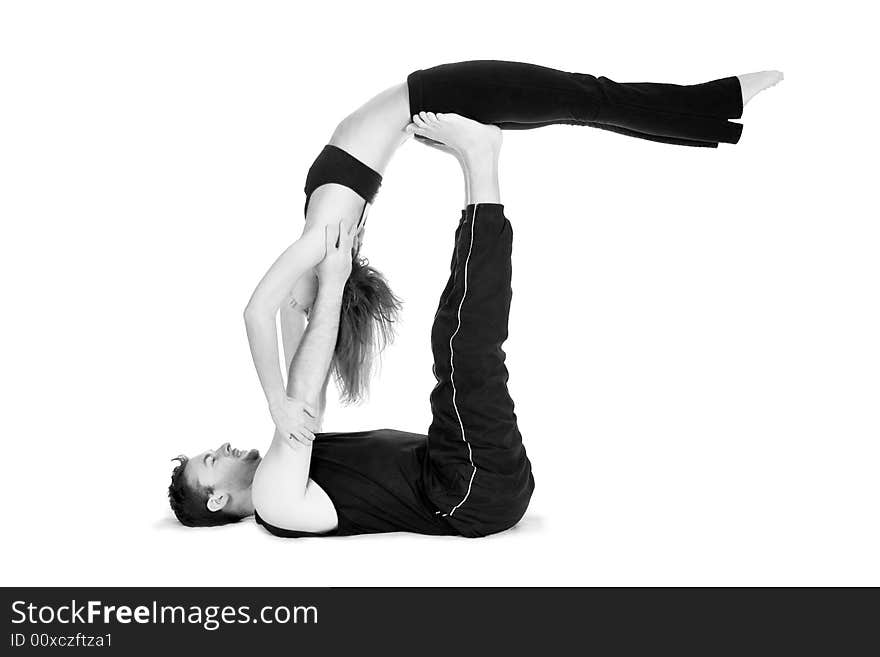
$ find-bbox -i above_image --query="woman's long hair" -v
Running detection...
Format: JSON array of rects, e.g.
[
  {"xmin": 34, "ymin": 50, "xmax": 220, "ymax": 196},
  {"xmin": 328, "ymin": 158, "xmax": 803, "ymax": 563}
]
[{"xmin": 333, "ymin": 255, "xmax": 401, "ymax": 404}]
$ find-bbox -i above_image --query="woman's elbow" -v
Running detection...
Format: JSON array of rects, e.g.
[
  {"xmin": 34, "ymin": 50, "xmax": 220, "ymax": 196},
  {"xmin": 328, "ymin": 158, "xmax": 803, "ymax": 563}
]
[{"xmin": 243, "ymin": 300, "xmax": 270, "ymax": 326}]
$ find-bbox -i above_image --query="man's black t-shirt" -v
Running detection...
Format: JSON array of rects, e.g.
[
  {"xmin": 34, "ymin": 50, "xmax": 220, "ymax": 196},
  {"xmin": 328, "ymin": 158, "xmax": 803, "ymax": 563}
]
[{"xmin": 254, "ymin": 429, "xmax": 459, "ymax": 538}]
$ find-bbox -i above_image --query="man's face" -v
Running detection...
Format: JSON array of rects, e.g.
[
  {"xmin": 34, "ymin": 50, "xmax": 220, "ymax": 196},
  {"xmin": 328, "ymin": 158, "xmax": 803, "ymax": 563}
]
[{"xmin": 184, "ymin": 443, "xmax": 261, "ymax": 512}]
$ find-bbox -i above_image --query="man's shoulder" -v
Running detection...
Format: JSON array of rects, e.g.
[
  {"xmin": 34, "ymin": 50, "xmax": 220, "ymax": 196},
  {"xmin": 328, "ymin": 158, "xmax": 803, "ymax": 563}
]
[{"xmin": 252, "ymin": 477, "xmax": 338, "ymax": 536}]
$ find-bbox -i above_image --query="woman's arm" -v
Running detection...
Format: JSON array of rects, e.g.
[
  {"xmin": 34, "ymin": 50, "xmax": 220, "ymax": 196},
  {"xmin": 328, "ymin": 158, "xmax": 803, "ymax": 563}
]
[{"xmin": 243, "ymin": 228, "xmax": 326, "ymax": 436}]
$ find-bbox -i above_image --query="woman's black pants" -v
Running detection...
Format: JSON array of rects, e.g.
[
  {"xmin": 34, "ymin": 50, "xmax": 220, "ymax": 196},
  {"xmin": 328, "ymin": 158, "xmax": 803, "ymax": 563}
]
[{"xmin": 408, "ymin": 60, "xmax": 744, "ymax": 148}]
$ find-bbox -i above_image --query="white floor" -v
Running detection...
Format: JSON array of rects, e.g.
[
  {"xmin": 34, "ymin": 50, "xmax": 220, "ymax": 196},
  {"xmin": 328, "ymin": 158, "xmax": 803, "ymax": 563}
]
[{"xmin": 3, "ymin": 1, "xmax": 879, "ymax": 587}]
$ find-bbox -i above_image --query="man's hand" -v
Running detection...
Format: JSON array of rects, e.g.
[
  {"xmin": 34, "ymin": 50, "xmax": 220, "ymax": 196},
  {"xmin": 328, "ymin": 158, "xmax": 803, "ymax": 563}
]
[
  {"xmin": 354, "ymin": 222, "xmax": 366, "ymax": 256},
  {"xmin": 316, "ymin": 219, "xmax": 357, "ymax": 286},
  {"xmin": 269, "ymin": 396, "xmax": 318, "ymax": 446}
]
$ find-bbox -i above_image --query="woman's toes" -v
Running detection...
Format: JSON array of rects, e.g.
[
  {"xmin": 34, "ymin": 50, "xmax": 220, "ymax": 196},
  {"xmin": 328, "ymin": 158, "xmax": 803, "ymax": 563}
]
[
  {"xmin": 426, "ymin": 112, "xmax": 439, "ymax": 124},
  {"xmin": 413, "ymin": 114, "xmax": 427, "ymax": 128},
  {"xmin": 404, "ymin": 123, "xmax": 416, "ymax": 134}
]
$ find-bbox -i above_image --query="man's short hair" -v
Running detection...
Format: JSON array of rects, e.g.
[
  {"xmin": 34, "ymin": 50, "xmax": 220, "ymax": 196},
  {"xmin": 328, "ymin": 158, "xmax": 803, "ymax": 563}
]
[{"xmin": 168, "ymin": 456, "xmax": 241, "ymax": 527}]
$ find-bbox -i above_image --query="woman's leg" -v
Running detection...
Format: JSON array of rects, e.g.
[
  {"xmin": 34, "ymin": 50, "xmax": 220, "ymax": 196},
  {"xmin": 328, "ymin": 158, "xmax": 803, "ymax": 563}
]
[
  {"xmin": 407, "ymin": 60, "xmax": 780, "ymax": 146},
  {"xmin": 310, "ymin": 60, "xmax": 782, "ymax": 223},
  {"xmin": 312, "ymin": 61, "xmax": 782, "ymax": 211}
]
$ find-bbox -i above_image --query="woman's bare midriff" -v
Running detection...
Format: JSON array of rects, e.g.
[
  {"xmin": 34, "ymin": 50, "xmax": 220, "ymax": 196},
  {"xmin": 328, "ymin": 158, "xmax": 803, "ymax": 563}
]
[{"xmin": 288, "ymin": 82, "xmax": 411, "ymax": 310}]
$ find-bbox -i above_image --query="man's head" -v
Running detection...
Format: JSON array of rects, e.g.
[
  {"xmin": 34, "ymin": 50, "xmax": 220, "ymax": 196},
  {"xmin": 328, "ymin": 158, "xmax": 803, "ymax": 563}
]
[{"xmin": 168, "ymin": 443, "xmax": 261, "ymax": 527}]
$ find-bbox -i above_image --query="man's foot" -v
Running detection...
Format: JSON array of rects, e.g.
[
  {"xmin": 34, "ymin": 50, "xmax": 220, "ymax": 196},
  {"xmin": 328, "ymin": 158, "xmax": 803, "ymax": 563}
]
[
  {"xmin": 737, "ymin": 71, "xmax": 784, "ymax": 107},
  {"xmin": 406, "ymin": 112, "xmax": 502, "ymax": 168},
  {"xmin": 412, "ymin": 132, "xmax": 461, "ymax": 160}
]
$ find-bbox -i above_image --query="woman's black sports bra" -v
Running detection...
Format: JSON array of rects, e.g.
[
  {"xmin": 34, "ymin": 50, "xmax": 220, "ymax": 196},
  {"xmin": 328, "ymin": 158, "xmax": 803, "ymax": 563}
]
[{"xmin": 303, "ymin": 145, "xmax": 382, "ymax": 216}]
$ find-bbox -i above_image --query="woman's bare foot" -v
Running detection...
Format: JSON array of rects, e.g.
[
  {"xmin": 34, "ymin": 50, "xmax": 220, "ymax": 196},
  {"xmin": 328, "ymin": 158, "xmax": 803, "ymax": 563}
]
[
  {"xmin": 406, "ymin": 112, "xmax": 502, "ymax": 170},
  {"xmin": 737, "ymin": 71, "xmax": 784, "ymax": 108}
]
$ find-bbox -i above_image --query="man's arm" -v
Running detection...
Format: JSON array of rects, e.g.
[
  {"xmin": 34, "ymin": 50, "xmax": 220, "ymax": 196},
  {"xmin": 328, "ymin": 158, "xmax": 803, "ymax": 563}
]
[
  {"xmin": 280, "ymin": 296, "xmax": 307, "ymax": 376},
  {"xmin": 250, "ymin": 277, "xmax": 345, "ymax": 531},
  {"xmin": 284, "ymin": 221, "xmax": 355, "ymax": 416},
  {"xmin": 251, "ymin": 222, "xmax": 355, "ymax": 531},
  {"xmin": 285, "ymin": 279, "xmax": 343, "ymax": 426},
  {"xmin": 280, "ymin": 275, "xmax": 330, "ymax": 429}
]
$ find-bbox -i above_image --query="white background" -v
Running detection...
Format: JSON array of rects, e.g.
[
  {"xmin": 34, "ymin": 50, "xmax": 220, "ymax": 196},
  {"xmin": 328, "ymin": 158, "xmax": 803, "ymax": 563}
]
[{"xmin": 1, "ymin": 1, "xmax": 877, "ymax": 587}]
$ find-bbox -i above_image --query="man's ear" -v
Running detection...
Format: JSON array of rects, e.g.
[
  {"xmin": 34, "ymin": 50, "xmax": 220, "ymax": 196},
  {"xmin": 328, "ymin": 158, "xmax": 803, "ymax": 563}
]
[{"xmin": 206, "ymin": 491, "xmax": 229, "ymax": 513}]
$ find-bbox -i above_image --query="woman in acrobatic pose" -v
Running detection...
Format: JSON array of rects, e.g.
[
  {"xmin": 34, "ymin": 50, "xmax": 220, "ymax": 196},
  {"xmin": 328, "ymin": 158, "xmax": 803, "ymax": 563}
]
[{"xmin": 242, "ymin": 61, "xmax": 783, "ymax": 444}]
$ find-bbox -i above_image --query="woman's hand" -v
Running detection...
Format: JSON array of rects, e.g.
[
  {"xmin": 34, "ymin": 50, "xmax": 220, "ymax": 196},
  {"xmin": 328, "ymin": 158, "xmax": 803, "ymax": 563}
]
[
  {"xmin": 316, "ymin": 220, "xmax": 357, "ymax": 286},
  {"xmin": 269, "ymin": 396, "xmax": 318, "ymax": 446}
]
